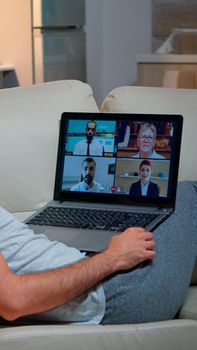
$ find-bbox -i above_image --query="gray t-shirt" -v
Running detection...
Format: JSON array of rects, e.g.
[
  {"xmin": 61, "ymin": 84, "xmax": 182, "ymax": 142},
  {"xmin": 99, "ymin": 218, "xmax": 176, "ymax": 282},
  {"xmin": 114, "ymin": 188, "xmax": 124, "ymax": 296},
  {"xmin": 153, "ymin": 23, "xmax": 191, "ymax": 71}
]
[{"xmin": 0, "ymin": 207, "xmax": 105, "ymax": 324}]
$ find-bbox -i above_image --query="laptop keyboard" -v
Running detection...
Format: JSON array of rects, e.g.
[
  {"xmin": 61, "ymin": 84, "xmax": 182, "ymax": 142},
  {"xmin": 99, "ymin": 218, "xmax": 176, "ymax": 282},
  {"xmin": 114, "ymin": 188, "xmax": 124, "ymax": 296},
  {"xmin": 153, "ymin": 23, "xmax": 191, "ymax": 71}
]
[{"xmin": 27, "ymin": 206, "xmax": 160, "ymax": 233}]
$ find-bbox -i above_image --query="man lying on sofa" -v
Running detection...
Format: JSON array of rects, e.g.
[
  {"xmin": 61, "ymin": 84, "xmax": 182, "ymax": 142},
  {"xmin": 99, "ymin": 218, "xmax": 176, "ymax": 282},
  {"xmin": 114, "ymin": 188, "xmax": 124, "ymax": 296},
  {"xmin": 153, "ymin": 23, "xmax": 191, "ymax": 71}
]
[{"xmin": 0, "ymin": 181, "xmax": 196, "ymax": 325}]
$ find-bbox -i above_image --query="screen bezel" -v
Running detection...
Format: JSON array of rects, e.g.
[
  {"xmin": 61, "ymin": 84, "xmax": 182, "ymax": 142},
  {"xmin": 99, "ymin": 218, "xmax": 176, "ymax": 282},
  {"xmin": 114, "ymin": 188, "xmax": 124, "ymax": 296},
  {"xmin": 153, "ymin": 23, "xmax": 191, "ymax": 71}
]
[{"xmin": 54, "ymin": 112, "xmax": 183, "ymax": 210}]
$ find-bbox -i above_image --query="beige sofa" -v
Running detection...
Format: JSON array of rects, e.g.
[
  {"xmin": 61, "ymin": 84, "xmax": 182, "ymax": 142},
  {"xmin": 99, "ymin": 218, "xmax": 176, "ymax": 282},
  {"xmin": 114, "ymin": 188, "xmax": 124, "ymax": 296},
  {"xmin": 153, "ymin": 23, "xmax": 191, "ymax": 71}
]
[{"xmin": 0, "ymin": 80, "xmax": 196, "ymax": 349}]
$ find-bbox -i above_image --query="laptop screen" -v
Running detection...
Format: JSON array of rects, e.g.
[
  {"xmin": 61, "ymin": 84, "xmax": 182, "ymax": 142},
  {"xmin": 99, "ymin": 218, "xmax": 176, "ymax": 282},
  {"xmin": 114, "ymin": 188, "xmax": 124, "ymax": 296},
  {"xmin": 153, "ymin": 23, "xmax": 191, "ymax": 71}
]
[{"xmin": 54, "ymin": 112, "xmax": 183, "ymax": 209}]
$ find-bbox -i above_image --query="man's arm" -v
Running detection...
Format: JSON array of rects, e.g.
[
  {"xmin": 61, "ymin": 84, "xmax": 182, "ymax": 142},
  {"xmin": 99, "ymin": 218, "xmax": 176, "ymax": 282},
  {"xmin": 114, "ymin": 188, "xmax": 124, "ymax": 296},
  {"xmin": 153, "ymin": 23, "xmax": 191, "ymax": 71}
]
[{"xmin": 0, "ymin": 227, "xmax": 156, "ymax": 321}]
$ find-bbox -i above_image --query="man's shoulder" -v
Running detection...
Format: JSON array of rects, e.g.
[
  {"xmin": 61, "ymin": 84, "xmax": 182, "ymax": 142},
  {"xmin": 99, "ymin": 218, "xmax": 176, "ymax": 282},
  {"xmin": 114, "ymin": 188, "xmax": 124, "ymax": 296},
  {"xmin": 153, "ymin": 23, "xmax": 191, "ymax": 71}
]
[
  {"xmin": 71, "ymin": 182, "xmax": 83, "ymax": 191},
  {"xmin": 93, "ymin": 181, "xmax": 103, "ymax": 191},
  {"xmin": 93, "ymin": 139, "xmax": 103, "ymax": 147},
  {"xmin": 73, "ymin": 139, "xmax": 86, "ymax": 154},
  {"xmin": 75, "ymin": 139, "xmax": 86, "ymax": 147}
]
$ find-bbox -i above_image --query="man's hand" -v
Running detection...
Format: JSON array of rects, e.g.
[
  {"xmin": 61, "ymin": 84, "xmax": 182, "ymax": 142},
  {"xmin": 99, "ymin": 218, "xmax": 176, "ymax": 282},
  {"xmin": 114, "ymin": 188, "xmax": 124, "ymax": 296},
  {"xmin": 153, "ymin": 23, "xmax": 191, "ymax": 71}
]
[{"xmin": 101, "ymin": 227, "xmax": 156, "ymax": 272}]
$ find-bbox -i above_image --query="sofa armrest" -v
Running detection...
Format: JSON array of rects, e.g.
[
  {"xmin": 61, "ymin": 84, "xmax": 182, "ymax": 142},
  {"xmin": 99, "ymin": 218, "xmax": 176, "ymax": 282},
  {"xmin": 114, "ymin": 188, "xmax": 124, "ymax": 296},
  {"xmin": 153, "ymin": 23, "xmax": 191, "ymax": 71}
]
[
  {"xmin": 178, "ymin": 286, "xmax": 197, "ymax": 321},
  {"xmin": 0, "ymin": 320, "xmax": 197, "ymax": 350}
]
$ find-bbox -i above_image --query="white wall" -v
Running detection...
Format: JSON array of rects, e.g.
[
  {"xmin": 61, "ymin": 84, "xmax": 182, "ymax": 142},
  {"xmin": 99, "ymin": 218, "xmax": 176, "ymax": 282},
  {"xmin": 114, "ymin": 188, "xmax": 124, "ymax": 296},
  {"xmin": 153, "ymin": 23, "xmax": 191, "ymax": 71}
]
[
  {"xmin": 0, "ymin": 0, "xmax": 33, "ymax": 86},
  {"xmin": 0, "ymin": 0, "xmax": 152, "ymax": 105},
  {"xmin": 86, "ymin": 0, "xmax": 152, "ymax": 106},
  {"xmin": 85, "ymin": 1, "xmax": 103, "ymax": 105}
]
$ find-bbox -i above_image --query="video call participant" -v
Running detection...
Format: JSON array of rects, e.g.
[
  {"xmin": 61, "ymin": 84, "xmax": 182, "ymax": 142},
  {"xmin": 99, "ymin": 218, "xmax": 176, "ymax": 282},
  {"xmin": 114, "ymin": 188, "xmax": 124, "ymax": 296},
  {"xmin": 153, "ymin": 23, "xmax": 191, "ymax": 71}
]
[
  {"xmin": 71, "ymin": 157, "xmax": 102, "ymax": 192},
  {"xmin": 129, "ymin": 160, "xmax": 159, "ymax": 198},
  {"xmin": 73, "ymin": 120, "xmax": 104, "ymax": 156},
  {"xmin": 133, "ymin": 122, "xmax": 165, "ymax": 159}
]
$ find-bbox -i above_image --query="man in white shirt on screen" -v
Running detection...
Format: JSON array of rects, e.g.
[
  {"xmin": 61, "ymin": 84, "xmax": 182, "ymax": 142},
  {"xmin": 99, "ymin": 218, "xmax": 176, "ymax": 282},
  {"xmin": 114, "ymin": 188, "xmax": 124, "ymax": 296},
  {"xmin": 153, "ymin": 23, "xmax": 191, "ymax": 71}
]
[
  {"xmin": 71, "ymin": 157, "xmax": 102, "ymax": 192},
  {"xmin": 73, "ymin": 120, "xmax": 104, "ymax": 156}
]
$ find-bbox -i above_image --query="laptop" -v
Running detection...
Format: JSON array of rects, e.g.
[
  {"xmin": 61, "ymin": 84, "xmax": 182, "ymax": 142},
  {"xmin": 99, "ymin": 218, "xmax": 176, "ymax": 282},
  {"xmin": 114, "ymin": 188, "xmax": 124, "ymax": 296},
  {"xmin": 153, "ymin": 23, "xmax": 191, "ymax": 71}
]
[{"xmin": 25, "ymin": 112, "xmax": 183, "ymax": 252}]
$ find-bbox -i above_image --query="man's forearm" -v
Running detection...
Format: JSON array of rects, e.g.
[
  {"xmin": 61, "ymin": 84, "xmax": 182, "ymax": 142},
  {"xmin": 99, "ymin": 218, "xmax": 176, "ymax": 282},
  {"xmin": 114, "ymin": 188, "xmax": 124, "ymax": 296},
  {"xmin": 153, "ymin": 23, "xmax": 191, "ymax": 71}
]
[
  {"xmin": 0, "ymin": 251, "xmax": 115, "ymax": 321},
  {"xmin": 0, "ymin": 227, "xmax": 156, "ymax": 321}
]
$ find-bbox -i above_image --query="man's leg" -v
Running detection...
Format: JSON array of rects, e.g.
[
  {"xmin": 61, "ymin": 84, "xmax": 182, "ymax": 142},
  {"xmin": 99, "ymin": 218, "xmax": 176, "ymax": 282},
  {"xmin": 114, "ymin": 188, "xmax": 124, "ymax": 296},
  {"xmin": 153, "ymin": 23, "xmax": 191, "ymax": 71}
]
[{"xmin": 101, "ymin": 181, "xmax": 197, "ymax": 324}]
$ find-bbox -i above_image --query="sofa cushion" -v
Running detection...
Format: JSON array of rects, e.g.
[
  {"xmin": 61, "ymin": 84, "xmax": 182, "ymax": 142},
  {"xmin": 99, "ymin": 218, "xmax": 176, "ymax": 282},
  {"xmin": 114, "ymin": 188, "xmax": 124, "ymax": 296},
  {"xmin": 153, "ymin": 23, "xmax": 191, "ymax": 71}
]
[
  {"xmin": 0, "ymin": 80, "xmax": 99, "ymax": 212},
  {"xmin": 179, "ymin": 286, "xmax": 197, "ymax": 320},
  {"xmin": 0, "ymin": 320, "xmax": 197, "ymax": 350},
  {"xmin": 101, "ymin": 86, "xmax": 197, "ymax": 181}
]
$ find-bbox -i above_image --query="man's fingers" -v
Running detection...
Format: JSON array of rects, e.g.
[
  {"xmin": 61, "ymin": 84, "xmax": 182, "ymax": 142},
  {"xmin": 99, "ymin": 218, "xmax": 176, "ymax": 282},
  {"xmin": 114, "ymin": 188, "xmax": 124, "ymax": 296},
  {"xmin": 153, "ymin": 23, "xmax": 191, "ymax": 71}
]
[
  {"xmin": 144, "ymin": 231, "xmax": 154, "ymax": 240},
  {"xmin": 145, "ymin": 239, "xmax": 156, "ymax": 250},
  {"xmin": 145, "ymin": 249, "xmax": 157, "ymax": 259}
]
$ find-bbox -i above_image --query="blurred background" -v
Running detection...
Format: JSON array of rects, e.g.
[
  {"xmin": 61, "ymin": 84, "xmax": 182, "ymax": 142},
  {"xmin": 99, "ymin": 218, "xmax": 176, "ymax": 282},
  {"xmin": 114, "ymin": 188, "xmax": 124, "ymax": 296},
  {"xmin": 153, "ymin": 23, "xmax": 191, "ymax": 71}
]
[{"xmin": 0, "ymin": 0, "xmax": 197, "ymax": 105}]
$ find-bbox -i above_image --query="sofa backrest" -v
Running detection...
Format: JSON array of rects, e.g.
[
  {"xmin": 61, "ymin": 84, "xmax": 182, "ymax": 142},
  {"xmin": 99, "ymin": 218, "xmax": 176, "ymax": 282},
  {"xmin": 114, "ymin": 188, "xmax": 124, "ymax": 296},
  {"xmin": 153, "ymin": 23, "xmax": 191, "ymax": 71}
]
[
  {"xmin": 101, "ymin": 86, "xmax": 197, "ymax": 181},
  {"xmin": 0, "ymin": 80, "xmax": 98, "ymax": 212}
]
